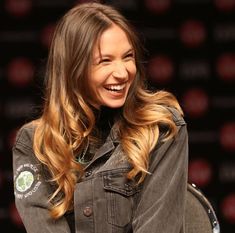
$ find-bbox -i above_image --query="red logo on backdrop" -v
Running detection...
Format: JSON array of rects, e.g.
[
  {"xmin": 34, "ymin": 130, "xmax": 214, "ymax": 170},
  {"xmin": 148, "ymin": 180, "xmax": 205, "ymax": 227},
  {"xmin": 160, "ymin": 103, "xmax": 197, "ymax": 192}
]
[
  {"xmin": 221, "ymin": 193, "xmax": 235, "ymax": 223},
  {"xmin": 147, "ymin": 55, "xmax": 174, "ymax": 85},
  {"xmin": 220, "ymin": 122, "xmax": 235, "ymax": 151},
  {"xmin": 188, "ymin": 158, "xmax": 213, "ymax": 187},
  {"xmin": 181, "ymin": 88, "xmax": 209, "ymax": 118},
  {"xmin": 179, "ymin": 20, "xmax": 206, "ymax": 48},
  {"xmin": 216, "ymin": 53, "xmax": 235, "ymax": 81},
  {"xmin": 214, "ymin": 0, "xmax": 235, "ymax": 12},
  {"xmin": 145, "ymin": 0, "xmax": 172, "ymax": 14},
  {"xmin": 5, "ymin": 0, "xmax": 32, "ymax": 17},
  {"xmin": 7, "ymin": 57, "xmax": 34, "ymax": 87},
  {"xmin": 9, "ymin": 202, "xmax": 24, "ymax": 227},
  {"xmin": 41, "ymin": 23, "xmax": 56, "ymax": 49}
]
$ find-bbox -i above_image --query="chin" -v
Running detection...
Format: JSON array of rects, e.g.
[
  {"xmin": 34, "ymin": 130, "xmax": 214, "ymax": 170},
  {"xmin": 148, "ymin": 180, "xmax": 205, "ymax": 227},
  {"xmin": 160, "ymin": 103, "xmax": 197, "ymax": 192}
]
[
  {"xmin": 104, "ymin": 101, "xmax": 126, "ymax": 109},
  {"xmin": 105, "ymin": 104, "xmax": 124, "ymax": 109}
]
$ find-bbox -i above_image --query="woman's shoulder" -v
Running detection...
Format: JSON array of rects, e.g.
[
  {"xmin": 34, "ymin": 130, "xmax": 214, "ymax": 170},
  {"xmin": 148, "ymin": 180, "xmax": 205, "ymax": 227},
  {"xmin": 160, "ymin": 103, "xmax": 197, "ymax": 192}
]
[
  {"xmin": 145, "ymin": 90, "xmax": 186, "ymax": 126},
  {"xmin": 14, "ymin": 120, "xmax": 38, "ymax": 149},
  {"xmin": 165, "ymin": 106, "xmax": 186, "ymax": 126}
]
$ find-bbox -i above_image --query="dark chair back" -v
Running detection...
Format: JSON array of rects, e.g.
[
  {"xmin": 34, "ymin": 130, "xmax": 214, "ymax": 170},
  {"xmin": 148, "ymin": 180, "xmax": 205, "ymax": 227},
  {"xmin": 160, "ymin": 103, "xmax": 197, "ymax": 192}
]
[{"xmin": 186, "ymin": 183, "xmax": 220, "ymax": 233}]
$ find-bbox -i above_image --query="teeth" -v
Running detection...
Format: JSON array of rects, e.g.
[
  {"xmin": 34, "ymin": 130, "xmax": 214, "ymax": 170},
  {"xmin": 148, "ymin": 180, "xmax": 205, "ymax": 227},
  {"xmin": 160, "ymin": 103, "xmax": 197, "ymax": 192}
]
[{"xmin": 106, "ymin": 84, "xmax": 125, "ymax": 91}]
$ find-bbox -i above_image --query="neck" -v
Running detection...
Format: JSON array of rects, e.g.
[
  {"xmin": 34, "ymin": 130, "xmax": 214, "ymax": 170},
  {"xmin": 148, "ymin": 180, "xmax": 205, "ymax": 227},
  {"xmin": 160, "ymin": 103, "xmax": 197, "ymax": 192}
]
[{"xmin": 94, "ymin": 106, "xmax": 121, "ymax": 142}]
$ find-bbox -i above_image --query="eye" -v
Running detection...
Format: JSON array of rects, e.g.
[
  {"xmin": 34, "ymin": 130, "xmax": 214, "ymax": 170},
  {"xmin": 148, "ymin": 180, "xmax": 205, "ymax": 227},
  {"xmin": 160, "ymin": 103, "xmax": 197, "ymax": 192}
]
[
  {"xmin": 98, "ymin": 58, "xmax": 111, "ymax": 64},
  {"xmin": 124, "ymin": 53, "xmax": 135, "ymax": 60}
]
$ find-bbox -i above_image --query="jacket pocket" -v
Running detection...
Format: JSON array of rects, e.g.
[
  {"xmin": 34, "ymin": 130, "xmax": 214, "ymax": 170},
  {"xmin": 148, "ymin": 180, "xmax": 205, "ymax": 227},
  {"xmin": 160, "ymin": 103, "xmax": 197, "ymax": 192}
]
[{"xmin": 103, "ymin": 169, "xmax": 140, "ymax": 227}]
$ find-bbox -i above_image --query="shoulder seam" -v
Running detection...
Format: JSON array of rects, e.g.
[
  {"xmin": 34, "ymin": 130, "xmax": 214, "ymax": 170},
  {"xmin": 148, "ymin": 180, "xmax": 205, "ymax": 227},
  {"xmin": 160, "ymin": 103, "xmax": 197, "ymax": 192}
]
[
  {"xmin": 166, "ymin": 106, "xmax": 186, "ymax": 126},
  {"xmin": 13, "ymin": 141, "xmax": 34, "ymax": 153}
]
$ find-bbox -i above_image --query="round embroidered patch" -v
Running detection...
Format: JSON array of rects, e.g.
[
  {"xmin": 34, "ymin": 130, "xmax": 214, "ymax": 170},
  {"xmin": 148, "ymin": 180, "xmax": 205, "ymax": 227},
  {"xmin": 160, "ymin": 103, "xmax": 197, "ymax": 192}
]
[{"xmin": 15, "ymin": 171, "xmax": 34, "ymax": 192}]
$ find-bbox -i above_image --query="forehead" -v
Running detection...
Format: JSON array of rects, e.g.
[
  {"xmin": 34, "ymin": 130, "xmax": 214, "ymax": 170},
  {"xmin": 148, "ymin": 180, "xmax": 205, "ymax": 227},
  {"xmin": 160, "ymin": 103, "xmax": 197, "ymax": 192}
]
[{"xmin": 93, "ymin": 24, "xmax": 133, "ymax": 55}]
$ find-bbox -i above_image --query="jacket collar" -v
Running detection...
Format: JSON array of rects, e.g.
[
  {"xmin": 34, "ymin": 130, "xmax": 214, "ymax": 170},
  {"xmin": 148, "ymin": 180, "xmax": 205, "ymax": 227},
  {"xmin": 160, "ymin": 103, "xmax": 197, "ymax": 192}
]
[{"xmin": 85, "ymin": 122, "xmax": 120, "ymax": 170}]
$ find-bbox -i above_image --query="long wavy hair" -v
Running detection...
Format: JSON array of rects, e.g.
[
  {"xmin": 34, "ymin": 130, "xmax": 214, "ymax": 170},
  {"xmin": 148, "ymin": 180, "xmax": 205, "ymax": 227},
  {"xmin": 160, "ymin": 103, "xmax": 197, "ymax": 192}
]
[{"xmin": 32, "ymin": 2, "xmax": 183, "ymax": 219}]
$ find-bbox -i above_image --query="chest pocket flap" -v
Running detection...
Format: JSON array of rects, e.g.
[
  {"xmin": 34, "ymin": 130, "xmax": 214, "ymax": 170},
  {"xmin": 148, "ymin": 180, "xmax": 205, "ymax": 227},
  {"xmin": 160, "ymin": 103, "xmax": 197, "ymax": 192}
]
[{"xmin": 103, "ymin": 169, "xmax": 140, "ymax": 196}]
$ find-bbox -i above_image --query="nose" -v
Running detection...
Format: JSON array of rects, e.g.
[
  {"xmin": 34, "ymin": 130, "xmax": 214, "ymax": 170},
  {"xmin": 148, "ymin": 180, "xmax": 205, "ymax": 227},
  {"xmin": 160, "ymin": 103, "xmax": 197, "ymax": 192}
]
[{"xmin": 112, "ymin": 62, "xmax": 128, "ymax": 79}]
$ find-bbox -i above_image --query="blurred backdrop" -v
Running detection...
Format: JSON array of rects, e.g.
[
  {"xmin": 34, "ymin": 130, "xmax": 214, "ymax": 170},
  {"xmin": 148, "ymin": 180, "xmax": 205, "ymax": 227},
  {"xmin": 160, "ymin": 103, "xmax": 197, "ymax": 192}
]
[{"xmin": 0, "ymin": 0, "xmax": 235, "ymax": 232}]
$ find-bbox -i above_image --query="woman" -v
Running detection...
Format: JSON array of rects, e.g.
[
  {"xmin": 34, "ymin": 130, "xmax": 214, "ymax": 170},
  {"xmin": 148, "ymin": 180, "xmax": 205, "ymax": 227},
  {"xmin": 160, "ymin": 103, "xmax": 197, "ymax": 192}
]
[{"xmin": 13, "ymin": 2, "xmax": 188, "ymax": 233}]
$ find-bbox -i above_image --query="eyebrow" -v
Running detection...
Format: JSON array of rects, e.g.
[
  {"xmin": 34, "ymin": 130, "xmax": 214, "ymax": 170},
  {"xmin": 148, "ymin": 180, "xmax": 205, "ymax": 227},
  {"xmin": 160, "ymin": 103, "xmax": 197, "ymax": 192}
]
[
  {"xmin": 94, "ymin": 48, "xmax": 134, "ymax": 60},
  {"xmin": 123, "ymin": 48, "xmax": 135, "ymax": 56}
]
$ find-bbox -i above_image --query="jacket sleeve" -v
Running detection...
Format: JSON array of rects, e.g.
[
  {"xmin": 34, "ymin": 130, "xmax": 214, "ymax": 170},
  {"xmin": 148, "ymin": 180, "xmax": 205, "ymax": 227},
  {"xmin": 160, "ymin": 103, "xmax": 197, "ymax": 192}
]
[
  {"xmin": 132, "ymin": 120, "xmax": 188, "ymax": 233},
  {"xmin": 12, "ymin": 124, "xmax": 71, "ymax": 233}
]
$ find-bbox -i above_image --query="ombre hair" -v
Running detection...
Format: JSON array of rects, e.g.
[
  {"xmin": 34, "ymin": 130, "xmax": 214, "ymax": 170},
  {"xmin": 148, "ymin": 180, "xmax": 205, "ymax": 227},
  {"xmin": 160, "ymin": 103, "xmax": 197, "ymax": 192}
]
[{"xmin": 32, "ymin": 2, "xmax": 183, "ymax": 219}]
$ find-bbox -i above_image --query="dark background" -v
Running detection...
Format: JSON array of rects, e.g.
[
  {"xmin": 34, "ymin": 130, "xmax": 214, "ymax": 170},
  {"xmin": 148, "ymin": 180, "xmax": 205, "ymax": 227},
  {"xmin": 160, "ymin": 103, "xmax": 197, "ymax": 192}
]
[{"xmin": 0, "ymin": 0, "xmax": 235, "ymax": 232}]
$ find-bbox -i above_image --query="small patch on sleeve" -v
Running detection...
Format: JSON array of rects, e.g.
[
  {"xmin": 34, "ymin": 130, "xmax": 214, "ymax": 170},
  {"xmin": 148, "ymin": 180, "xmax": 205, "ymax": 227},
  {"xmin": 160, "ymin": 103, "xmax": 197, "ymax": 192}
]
[{"xmin": 14, "ymin": 163, "xmax": 42, "ymax": 199}]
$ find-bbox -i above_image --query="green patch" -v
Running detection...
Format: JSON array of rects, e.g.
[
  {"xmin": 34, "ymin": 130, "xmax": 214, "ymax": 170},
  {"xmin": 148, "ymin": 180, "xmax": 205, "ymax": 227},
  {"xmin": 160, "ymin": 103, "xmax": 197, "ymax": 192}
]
[{"xmin": 16, "ymin": 171, "xmax": 34, "ymax": 192}]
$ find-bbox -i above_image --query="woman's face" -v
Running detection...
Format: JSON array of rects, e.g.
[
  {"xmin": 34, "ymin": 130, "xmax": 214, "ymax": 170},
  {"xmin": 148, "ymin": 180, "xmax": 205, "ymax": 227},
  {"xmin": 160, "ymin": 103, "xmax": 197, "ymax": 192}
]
[{"xmin": 89, "ymin": 24, "xmax": 136, "ymax": 109}]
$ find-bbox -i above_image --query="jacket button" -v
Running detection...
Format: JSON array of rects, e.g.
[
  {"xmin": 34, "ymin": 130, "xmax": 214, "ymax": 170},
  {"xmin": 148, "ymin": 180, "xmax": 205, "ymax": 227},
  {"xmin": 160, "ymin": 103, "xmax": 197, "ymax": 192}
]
[
  {"xmin": 125, "ymin": 183, "xmax": 132, "ymax": 191},
  {"xmin": 85, "ymin": 171, "xmax": 92, "ymax": 177},
  {"xmin": 83, "ymin": 207, "xmax": 93, "ymax": 217}
]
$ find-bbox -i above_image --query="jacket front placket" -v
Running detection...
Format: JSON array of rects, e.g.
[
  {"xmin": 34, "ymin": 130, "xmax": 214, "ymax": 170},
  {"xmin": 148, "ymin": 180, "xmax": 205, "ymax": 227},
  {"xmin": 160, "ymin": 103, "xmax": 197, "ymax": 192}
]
[{"xmin": 74, "ymin": 133, "xmax": 117, "ymax": 233}]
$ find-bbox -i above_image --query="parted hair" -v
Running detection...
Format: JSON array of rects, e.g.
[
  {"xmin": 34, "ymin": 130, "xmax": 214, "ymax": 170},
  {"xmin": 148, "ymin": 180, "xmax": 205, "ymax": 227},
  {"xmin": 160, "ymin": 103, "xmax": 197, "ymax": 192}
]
[{"xmin": 32, "ymin": 2, "xmax": 183, "ymax": 219}]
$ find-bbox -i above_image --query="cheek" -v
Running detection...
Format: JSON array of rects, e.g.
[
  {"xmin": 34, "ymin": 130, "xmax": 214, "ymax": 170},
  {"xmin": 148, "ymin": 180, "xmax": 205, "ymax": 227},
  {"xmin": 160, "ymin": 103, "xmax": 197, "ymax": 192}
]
[
  {"xmin": 87, "ymin": 72, "xmax": 100, "ymax": 98},
  {"xmin": 89, "ymin": 72, "xmax": 101, "ymax": 90},
  {"xmin": 91, "ymin": 68, "xmax": 112, "ymax": 85},
  {"xmin": 89, "ymin": 69, "xmax": 110, "ymax": 101},
  {"xmin": 129, "ymin": 63, "xmax": 137, "ymax": 80}
]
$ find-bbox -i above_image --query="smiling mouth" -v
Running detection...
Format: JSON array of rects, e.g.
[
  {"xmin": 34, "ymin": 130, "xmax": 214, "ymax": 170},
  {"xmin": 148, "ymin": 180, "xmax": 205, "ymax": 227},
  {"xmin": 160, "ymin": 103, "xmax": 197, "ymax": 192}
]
[{"xmin": 104, "ymin": 83, "xmax": 126, "ymax": 92}]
